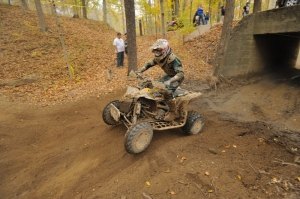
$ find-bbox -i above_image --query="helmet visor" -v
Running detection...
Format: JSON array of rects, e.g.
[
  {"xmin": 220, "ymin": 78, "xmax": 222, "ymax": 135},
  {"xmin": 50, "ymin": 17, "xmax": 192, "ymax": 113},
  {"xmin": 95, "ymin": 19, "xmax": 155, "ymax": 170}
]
[{"xmin": 152, "ymin": 49, "xmax": 163, "ymax": 57}]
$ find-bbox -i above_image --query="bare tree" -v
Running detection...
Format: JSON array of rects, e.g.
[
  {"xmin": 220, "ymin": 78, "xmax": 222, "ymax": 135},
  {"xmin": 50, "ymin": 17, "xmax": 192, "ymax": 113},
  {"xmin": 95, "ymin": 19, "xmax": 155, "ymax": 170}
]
[
  {"xmin": 208, "ymin": 0, "xmax": 212, "ymax": 26},
  {"xmin": 50, "ymin": 0, "xmax": 74, "ymax": 78},
  {"xmin": 20, "ymin": 0, "xmax": 28, "ymax": 10},
  {"xmin": 124, "ymin": 0, "xmax": 137, "ymax": 74},
  {"xmin": 174, "ymin": 0, "xmax": 179, "ymax": 16},
  {"xmin": 189, "ymin": 0, "xmax": 193, "ymax": 24},
  {"xmin": 253, "ymin": 0, "xmax": 262, "ymax": 13},
  {"xmin": 214, "ymin": 0, "xmax": 235, "ymax": 75},
  {"xmin": 121, "ymin": 0, "xmax": 126, "ymax": 33},
  {"xmin": 73, "ymin": 0, "xmax": 79, "ymax": 17},
  {"xmin": 103, "ymin": 0, "xmax": 107, "ymax": 23},
  {"xmin": 181, "ymin": 0, "xmax": 187, "ymax": 14},
  {"xmin": 81, "ymin": 0, "xmax": 87, "ymax": 18},
  {"xmin": 34, "ymin": 0, "xmax": 47, "ymax": 32},
  {"xmin": 160, "ymin": 0, "xmax": 166, "ymax": 38}
]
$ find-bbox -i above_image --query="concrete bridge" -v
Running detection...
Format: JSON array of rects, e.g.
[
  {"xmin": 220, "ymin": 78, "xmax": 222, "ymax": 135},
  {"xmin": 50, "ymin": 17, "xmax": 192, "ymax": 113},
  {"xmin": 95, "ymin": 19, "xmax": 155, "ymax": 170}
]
[{"xmin": 217, "ymin": 5, "xmax": 300, "ymax": 77}]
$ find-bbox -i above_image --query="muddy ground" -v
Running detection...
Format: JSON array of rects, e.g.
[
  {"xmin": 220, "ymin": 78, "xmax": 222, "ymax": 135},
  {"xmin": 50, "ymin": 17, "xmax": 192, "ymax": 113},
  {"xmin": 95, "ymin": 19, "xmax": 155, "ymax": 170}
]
[{"xmin": 0, "ymin": 76, "xmax": 300, "ymax": 199}]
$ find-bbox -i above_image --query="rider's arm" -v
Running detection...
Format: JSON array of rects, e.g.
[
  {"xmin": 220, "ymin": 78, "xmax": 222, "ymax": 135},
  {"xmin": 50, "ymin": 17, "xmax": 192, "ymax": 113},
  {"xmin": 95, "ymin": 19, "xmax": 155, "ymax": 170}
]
[
  {"xmin": 169, "ymin": 58, "xmax": 184, "ymax": 83},
  {"xmin": 138, "ymin": 59, "xmax": 157, "ymax": 73}
]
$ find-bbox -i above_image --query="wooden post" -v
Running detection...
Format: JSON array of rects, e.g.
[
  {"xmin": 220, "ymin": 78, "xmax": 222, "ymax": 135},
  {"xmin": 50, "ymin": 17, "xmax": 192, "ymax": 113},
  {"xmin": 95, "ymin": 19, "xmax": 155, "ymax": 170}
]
[{"xmin": 139, "ymin": 19, "xmax": 143, "ymax": 36}]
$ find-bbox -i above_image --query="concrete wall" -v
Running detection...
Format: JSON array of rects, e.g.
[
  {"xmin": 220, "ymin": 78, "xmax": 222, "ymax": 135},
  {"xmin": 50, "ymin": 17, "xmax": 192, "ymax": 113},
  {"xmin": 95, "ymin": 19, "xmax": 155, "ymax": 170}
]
[{"xmin": 218, "ymin": 5, "xmax": 300, "ymax": 77}]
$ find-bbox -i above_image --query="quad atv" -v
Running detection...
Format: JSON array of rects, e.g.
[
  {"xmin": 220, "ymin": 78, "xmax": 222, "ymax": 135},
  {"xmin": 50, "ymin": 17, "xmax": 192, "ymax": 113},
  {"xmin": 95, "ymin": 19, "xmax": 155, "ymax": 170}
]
[{"xmin": 102, "ymin": 75, "xmax": 205, "ymax": 154}]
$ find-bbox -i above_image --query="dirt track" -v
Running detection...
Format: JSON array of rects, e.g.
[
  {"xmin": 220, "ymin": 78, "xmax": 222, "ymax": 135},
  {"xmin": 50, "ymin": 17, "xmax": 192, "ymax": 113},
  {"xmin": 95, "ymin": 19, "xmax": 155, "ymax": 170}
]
[{"xmin": 1, "ymin": 82, "xmax": 299, "ymax": 199}]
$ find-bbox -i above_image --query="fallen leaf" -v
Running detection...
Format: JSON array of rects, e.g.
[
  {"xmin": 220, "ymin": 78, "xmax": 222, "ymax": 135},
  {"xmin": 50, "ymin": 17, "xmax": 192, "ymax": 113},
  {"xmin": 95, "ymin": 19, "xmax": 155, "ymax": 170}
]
[
  {"xmin": 291, "ymin": 147, "xmax": 298, "ymax": 152},
  {"xmin": 296, "ymin": 177, "xmax": 300, "ymax": 182},
  {"xmin": 237, "ymin": 175, "xmax": 242, "ymax": 180},
  {"xmin": 221, "ymin": 150, "xmax": 226, "ymax": 153},
  {"xmin": 181, "ymin": 156, "xmax": 187, "ymax": 160},
  {"xmin": 208, "ymin": 189, "xmax": 214, "ymax": 193},
  {"xmin": 180, "ymin": 156, "xmax": 187, "ymax": 163},
  {"xmin": 232, "ymin": 144, "xmax": 237, "ymax": 148},
  {"xmin": 205, "ymin": 171, "xmax": 210, "ymax": 176},
  {"xmin": 169, "ymin": 191, "xmax": 176, "ymax": 195},
  {"xmin": 271, "ymin": 177, "xmax": 280, "ymax": 184},
  {"xmin": 225, "ymin": 145, "xmax": 231, "ymax": 149},
  {"xmin": 145, "ymin": 181, "xmax": 151, "ymax": 187},
  {"xmin": 258, "ymin": 138, "xmax": 265, "ymax": 142}
]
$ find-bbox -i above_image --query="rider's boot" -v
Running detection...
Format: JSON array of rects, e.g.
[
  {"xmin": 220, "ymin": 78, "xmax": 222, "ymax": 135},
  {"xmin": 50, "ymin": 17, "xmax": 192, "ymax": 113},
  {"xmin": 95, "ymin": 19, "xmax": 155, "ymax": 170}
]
[{"xmin": 164, "ymin": 99, "xmax": 178, "ymax": 122}]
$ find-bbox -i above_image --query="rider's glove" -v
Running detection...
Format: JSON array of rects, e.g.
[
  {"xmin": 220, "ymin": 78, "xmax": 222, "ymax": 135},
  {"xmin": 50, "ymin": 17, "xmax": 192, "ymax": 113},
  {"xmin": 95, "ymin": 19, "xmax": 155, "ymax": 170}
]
[{"xmin": 164, "ymin": 80, "xmax": 172, "ymax": 87}]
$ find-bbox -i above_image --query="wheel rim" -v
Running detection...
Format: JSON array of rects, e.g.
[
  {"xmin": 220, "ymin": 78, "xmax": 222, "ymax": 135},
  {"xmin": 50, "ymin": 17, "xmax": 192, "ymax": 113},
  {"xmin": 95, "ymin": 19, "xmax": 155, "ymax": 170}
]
[
  {"xmin": 190, "ymin": 119, "xmax": 204, "ymax": 134},
  {"xmin": 132, "ymin": 130, "xmax": 152, "ymax": 152},
  {"xmin": 286, "ymin": 0, "xmax": 298, "ymax": 6}
]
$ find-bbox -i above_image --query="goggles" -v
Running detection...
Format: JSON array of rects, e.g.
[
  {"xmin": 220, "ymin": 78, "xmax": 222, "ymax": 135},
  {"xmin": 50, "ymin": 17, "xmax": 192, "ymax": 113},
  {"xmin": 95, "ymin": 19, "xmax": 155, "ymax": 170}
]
[{"xmin": 152, "ymin": 49, "xmax": 163, "ymax": 56}]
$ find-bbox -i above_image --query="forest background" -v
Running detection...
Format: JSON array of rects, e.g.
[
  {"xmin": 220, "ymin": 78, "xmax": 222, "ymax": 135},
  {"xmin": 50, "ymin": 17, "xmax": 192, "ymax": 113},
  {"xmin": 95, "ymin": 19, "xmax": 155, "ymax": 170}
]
[{"xmin": 2, "ymin": 0, "xmax": 274, "ymax": 36}]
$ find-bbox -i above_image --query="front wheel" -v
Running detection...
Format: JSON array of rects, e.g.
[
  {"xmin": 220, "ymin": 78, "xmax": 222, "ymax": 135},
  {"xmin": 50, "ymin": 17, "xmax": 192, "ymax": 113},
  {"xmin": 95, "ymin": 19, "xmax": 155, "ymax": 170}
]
[
  {"xmin": 124, "ymin": 122, "xmax": 153, "ymax": 154},
  {"xmin": 102, "ymin": 100, "xmax": 120, "ymax": 125},
  {"xmin": 182, "ymin": 111, "xmax": 205, "ymax": 135}
]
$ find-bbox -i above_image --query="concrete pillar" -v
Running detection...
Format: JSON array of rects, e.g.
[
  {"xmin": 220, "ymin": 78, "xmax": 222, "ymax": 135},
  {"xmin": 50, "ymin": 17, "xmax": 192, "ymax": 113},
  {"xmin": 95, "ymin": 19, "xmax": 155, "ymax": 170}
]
[{"xmin": 296, "ymin": 49, "xmax": 300, "ymax": 69}]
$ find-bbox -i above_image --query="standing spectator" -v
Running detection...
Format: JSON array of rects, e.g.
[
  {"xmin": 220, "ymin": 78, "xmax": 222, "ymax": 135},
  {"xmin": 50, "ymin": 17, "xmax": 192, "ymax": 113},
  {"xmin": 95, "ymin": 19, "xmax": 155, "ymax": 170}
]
[
  {"xmin": 113, "ymin": 32, "xmax": 125, "ymax": 67},
  {"xmin": 197, "ymin": 5, "xmax": 205, "ymax": 25},
  {"xmin": 220, "ymin": 5, "xmax": 225, "ymax": 23},
  {"xmin": 205, "ymin": 11, "xmax": 210, "ymax": 25},
  {"xmin": 124, "ymin": 33, "xmax": 128, "ymax": 55},
  {"xmin": 242, "ymin": 2, "xmax": 250, "ymax": 17},
  {"xmin": 193, "ymin": 5, "xmax": 205, "ymax": 26}
]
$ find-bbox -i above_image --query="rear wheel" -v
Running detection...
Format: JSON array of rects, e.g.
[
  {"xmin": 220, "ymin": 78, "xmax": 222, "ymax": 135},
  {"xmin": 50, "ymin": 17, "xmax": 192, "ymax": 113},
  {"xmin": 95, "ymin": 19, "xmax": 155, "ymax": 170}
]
[
  {"xmin": 182, "ymin": 111, "xmax": 205, "ymax": 135},
  {"xmin": 285, "ymin": 0, "xmax": 299, "ymax": 6},
  {"xmin": 102, "ymin": 100, "xmax": 120, "ymax": 125},
  {"xmin": 124, "ymin": 122, "xmax": 153, "ymax": 154}
]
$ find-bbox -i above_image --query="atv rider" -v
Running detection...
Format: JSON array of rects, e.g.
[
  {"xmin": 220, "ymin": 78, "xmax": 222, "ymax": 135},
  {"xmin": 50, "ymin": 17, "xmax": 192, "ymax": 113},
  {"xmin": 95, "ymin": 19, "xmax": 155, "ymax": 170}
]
[
  {"xmin": 136, "ymin": 39, "xmax": 184, "ymax": 120},
  {"xmin": 136, "ymin": 39, "xmax": 184, "ymax": 93}
]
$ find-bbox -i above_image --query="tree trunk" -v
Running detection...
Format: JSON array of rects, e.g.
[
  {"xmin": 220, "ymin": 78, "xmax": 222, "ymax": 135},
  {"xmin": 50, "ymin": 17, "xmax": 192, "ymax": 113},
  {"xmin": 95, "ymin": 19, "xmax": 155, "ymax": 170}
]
[
  {"xmin": 103, "ymin": 0, "xmax": 107, "ymax": 23},
  {"xmin": 174, "ymin": 0, "xmax": 179, "ymax": 16},
  {"xmin": 121, "ymin": 0, "xmax": 126, "ymax": 33},
  {"xmin": 21, "ymin": 0, "xmax": 28, "ymax": 10},
  {"xmin": 214, "ymin": 0, "xmax": 235, "ymax": 75},
  {"xmin": 50, "ymin": 0, "xmax": 74, "ymax": 79},
  {"xmin": 181, "ymin": 0, "xmax": 187, "ymax": 14},
  {"xmin": 8, "ymin": 0, "xmax": 11, "ymax": 5},
  {"xmin": 73, "ymin": 0, "xmax": 79, "ymax": 17},
  {"xmin": 160, "ymin": 0, "xmax": 166, "ymax": 38},
  {"xmin": 139, "ymin": 19, "xmax": 143, "ymax": 36},
  {"xmin": 155, "ymin": 14, "xmax": 158, "ymax": 39},
  {"xmin": 34, "ymin": 0, "xmax": 47, "ymax": 32},
  {"xmin": 148, "ymin": 0, "xmax": 154, "ymax": 34},
  {"xmin": 81, "ymin": 0, "xmax": 87, "ymax": 19},
  {"xmin": 124, "ymin": 0, "xmax": 137, "ymax": 74},
  {"xmin": 189, "ymin": 0, "xmax": 193, "ymax": 24},
  {"xmin": 217, "ymin": 1, "xmax": 221, "ymax": 22},
  {"xmin": 253, "ymin": 0, "xmax": 262, "ymax": 13},
  {"xmin": 209, "ymin": 0, "xmax": 212, "ymax": 26}
]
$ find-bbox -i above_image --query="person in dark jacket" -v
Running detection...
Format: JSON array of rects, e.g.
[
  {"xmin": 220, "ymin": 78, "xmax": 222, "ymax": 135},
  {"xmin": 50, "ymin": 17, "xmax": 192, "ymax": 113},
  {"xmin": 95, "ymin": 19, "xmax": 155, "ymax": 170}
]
[{"xmin": 193, "ymin": 5, "xmax": 205, "ymax": 25}]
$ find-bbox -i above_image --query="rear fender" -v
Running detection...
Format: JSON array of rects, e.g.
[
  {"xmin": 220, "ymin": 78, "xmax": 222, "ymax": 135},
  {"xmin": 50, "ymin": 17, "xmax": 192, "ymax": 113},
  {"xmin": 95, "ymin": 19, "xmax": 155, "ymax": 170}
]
[{"xmin": 177, "ymin": 92, "xmax": 202, "ymax": 103}]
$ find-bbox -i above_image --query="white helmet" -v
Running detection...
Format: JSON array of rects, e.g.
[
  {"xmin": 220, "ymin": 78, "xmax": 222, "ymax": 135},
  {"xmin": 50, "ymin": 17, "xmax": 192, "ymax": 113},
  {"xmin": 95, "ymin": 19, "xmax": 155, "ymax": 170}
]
[{"xmin": 151, "ymin": 39, "xmax": 171, "ymax": 61}]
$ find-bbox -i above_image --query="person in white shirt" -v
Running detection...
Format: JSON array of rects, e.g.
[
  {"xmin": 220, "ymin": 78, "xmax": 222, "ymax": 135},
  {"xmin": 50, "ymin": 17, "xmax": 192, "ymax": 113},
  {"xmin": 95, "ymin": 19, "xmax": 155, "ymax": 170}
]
[{"xmin": 113, "ymin": 32, "xmax": 125, "ymax": 67}]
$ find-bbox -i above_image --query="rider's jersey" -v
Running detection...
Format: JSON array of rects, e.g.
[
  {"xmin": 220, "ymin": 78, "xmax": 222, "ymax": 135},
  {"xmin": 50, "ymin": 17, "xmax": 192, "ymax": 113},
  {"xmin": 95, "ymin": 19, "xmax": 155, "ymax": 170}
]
[{"xmin": 143, "ymin": 52, "xmax": 184, "ymax": 81}]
